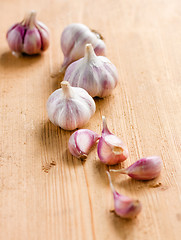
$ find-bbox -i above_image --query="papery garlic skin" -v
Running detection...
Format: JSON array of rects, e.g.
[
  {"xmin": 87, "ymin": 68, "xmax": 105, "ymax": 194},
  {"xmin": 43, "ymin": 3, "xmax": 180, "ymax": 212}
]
[
  {"xmin": 47, "ymin": 81, "xmax": 96, "ymax": 131},
  {"xmin": 97, "ymin": 116, "xmax": 128, "ymax": 165},
  {"xmin": 68, "ymin": 129, "xmax": 100, "ymax": 159},
  {"xmin": 64, "ymin": 44, "xmax": 118, "ymax": 98},
  {"xmin": 111, "ymin": 156, "xmax": 162, "ymax": 180},
  {"xmin": 107, "ymin": 171, "xmax": 142, "ymax": 219},
  {"xmin": 6, "ymin": 11, "xmax": 50, "ymax": 56},
  {"xmin": 61, "ymin": 23, "xmax": 106, "ymax": 70}
]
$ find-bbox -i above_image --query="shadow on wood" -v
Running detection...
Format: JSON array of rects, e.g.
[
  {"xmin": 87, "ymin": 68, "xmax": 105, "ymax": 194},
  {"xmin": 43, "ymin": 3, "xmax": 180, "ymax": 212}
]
[{"xmin": 0, "ymin": 51, "xmax": 42, "ymax": 69}]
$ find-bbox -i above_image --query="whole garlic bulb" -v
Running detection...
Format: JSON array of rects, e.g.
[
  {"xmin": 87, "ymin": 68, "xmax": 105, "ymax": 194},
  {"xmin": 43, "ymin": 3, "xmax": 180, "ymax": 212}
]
[
  {"xmin": 64, "ymin": 44, "xmax": 118, "ymax": 98},
  {"xmin": 60, "ymin": 23, "xmax": 106, "ymax": 71},
  {"xmin": 47, "ymin": 81, "xmax": 96, "ymax": 131},
  {"xmin": 6, "ymin": 10, "xmax": 49, "ymax": 56}
]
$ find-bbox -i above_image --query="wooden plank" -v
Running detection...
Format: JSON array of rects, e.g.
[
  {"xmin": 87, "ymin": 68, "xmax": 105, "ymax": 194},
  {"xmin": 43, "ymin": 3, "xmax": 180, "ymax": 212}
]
[{"xmin": 0, "ymin": 0, "xmax": 181, "ymax": 239}]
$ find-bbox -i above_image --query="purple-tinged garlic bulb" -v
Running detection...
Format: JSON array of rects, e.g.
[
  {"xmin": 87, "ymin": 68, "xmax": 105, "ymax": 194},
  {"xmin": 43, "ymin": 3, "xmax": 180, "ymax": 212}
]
[
  {"xmin": 97, "ymin": 116, "xmax": 128, "ymax": 165},
  {"xmin": 68, "ymin": 129, "xmax": 100, "ymax": 159},
  {"xmin": 64, "ymin": 44, "xmax": 118, "ymax": 98},
  {"xmin": 6, "ymin": 10, "xmax": 49, "ymax": 56},
  {"xmin": 60, "ymin": 23, "xmax": 106, "ymax": 71},
  {"xmin": 106, "ymin": 171, "xmax": 142, "ymax": 219},
  {"xmin": 111, "ymin": 156, "xmax": 163, "ymax": 180},
  {"xmin": 47, "ymin": 81, "xmax": 96, "ymax": 131}
]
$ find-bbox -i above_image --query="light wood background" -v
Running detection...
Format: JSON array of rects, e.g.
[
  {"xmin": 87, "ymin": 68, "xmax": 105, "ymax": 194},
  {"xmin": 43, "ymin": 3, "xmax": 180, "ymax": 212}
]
[{"xmin": 0, "ymin": 0, "xmax": 181, "ymax": 239}]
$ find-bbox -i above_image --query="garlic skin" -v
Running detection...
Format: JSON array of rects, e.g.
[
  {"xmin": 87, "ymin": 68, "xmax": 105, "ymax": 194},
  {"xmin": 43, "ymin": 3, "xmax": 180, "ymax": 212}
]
[
  {"xmin": 64, "ymin": 44, "xmax": 118, "ymax": 98},
  {"xmin": 68, "ymin": 129, "xmax": 100, "ymax": 159},
  {"xmin": 6, "ymin": 11, "xmax": 49, "ymax": 56},
  {"xmin": 107, "ymin": 171, "xmax": 142, "ymax": 219},
  {"xmin": 47, "ymin": 81, "xmax": 96, "ymax": 131},
  {"xmin": 60, "ymin": 23, "xmax": 106, "ymax": 71},
  {"xmin": 97, "ymin": 116, "xmax": 129, "ymax": 165},
  {"xmin": 111, "ymin": 156, "xmax": 162, "ymax": 180}
]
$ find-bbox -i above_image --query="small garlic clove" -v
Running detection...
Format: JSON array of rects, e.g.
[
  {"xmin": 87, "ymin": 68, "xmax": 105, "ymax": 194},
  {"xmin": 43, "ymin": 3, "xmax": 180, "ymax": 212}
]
[
  {"xmin": 64, "ymin": 43, "xmax": 118, "ymax": 98},
  {"xmin": 68, "ymin": 129, "xmax": 100, "ymax": 159},
  {"xmin": 47, "ymin": 81, "xmax": 96, "ymax": 131},
  {"xmin": 110, "ymin": 156, "xmax": 163, "ymax": 180},
  {"xmin": 6, "ymin": 10, "xmax": 50, "ymax": 56},
  {"xmin": 97, "ymin": 116, "xmax": 128, "ymax": 165},
  {"xmin": 106, "ymin": 171, "xmax": 142, "ymax": 219},
  {"xmin": 60, "ymin": 23, "xmax": 106, "ymax": 70}
]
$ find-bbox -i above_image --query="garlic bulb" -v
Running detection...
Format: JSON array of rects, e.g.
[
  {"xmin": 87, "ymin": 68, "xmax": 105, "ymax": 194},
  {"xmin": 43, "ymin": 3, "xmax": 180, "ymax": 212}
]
[
  {"xmin": 107, "ymin": 171, "xmax": 142, "ymax": 219},
  {"xmin": 97, "ymin": 116, "xmax": 129, "ymax": 165},
  {"xmin": 47, "ymin": 81, "xmax": 96, "ymax": 130},
  {"xmin": 68, "ymin": 129, "xmax": 100, "ymax": 159},
  {"xmin": 110, "ymin": 156, "xmax": 163, "ymax": 180},
  {"xmin": 6, "ymin": 10, "xmax": 49, "ymax": 56},
  {"xmin": 60, "ymin": 23, "xmax": 106, "ymax": 71},
  {"xmin": 64, "ymin": 44, "xmax": 118, "ymax": 98}
]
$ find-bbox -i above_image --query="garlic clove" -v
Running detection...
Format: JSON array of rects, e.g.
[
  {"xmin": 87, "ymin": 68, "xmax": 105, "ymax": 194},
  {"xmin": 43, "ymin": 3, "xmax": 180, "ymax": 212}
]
[
  {"xmin": 64, "ymin": 43, "xmax": 118, "ymax": 98},
  {"xmin": 6, "ymin": 25, "xmax": 24, "ymax": 53},
  {"xmin": 60, "ymin": 23, "xmax": 106, "ymax": 70},
  {"xmin": 37, "ymin": 22, "xmax": 50, "ymax": 51},
  {"xmin": 110, "ymin": 156, "xmax": 162, "ymax": 180},
  {"xmin": 6, "ymin": 10, "xmax": 49, "ymax": 56},
  {"xmin": 97, "ymin": 116, "xmax": 128, "ymax": 165},
  {"xmin": 68, "ymin": 129, "xmax": 100, "ymax": 159},
  {"xmin": 23, "ymin": 28, "xmax": 41, "ymax": 54},
  {"xmin": 106, "ymin": 171, "xmax": 142, "ymax": 219},
  {"xmin": 47, "ymin": 81, "xmax": 96, "ymax": 131}
]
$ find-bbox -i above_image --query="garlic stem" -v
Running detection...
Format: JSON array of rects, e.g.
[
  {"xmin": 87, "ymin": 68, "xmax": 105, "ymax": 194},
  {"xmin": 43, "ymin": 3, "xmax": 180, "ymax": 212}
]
[
  {"xmin": 102, "ymin": 116, "xmax": 109, "ymax": 134},
  {"xmin": 61, "ymin": 81, "xmax": 74, "ymax": 98},
  {"xmin": 84, "ymin": 43, "xmax": 96, "ymax": 61},
  {"xmin": 106, "ymin": 171, "xmax": 116, "ymax": 194},
  {"xmin": 25, "ymin": 10, "xmax": 36, "ymax": 28},
  {"xmin": 110, "ymin": 168, "xmax": 127, "ymax": 174}
]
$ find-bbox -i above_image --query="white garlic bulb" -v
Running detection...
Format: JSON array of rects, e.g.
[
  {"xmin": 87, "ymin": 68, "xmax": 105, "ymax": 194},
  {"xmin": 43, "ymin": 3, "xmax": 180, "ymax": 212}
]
[
  {"xmin": 64, "ymin": 44, "xmax": 118, "ymax": 98},
  {"xmin": 47, "ymin": 81, "xmax": 96, "ymax": 130},
  {"xmin": 61, "ymin": 23, "xmax": 106, "ymax": 71}
]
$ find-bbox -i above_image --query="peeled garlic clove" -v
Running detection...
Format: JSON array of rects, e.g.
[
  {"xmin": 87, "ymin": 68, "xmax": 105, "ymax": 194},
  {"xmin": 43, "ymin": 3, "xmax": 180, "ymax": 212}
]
[
  {"xmin": 6, "ymin": 10, "xmax": 50, "ymax": 56},
  {"xmin": 97, "ymin": 116, "xmax": 128, "ymax": 165},
  {"xmin": 111, "ymin": 156, "xmax": 162, "ymax": 180},
  {"xmin": 106, "ymin": 171, "xmax": 142, "ymax": 219},
  {"xmin": 68, "ymin": 129, "xmax": 100, "ymax": 159},
  {"xmin": 47, "ymin": 81, "xmax": 96, "ymax": 131},
  {"xmin": 64, "ymin": 44, "xmax": 118, "ymax": 98},
  {"xmin": 60, "ymin": 23, "xmax": 106, "ymax": 71}
]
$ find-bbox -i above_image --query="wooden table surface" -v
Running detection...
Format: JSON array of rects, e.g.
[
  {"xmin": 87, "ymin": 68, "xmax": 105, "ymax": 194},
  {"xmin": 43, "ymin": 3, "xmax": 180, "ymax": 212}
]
[{"xmin": 0, "ymin": 0, "xmax": 181, "ymax": 239}]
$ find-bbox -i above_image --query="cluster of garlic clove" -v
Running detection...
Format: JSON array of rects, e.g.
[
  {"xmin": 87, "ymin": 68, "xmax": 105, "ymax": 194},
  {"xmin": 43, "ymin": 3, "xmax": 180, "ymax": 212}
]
[
  {"xmin": 6, "ymin": 10, "xmax": 49, "ymax": 56},
  {"xmin": 64, "ymin": 44, "xmax": 118, "ymax": 98},
  {"xmin": 60, "ymin": 23, "xmax": 106, "ymax": 71},
  {"xmin": 47, "ymin": 81, "xmax": 96, "ymax": 130},
  {"xmin": 68, "ymin": 115, "xmax": 163, "ymax": 219}
]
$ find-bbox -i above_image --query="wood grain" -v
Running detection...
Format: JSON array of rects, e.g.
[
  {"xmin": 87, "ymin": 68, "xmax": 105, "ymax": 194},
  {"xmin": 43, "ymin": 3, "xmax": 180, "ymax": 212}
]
[{"xmin": 0, "ymin": 0, "xmax": 181, "ymax": 239}]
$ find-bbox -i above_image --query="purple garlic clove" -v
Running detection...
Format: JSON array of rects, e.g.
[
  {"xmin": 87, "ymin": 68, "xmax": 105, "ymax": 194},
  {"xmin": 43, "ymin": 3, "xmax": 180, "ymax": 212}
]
[
  {"xmin": 60, "ymin": 23, "xmax": 106, "ymax": 71},
  {"xmin": 110, "ymin": 156, "xmax": 163, "ymax": 180},
  {"xmin": 106, "ymin": 171, "xmax": 142, "ymax": 219},
  {"xmin": 97, "ymin": 116, "xmax": 129, "ymax": 165},
  {"xmin": 64, "ymin": 43, "xmax": 118, "ymax": 98},
  {"xmin": 68, "ymin": 129, "xmax": 100, "ymax": 159},
  {"xmin": 6, "ymin": 10, "xmax": 50, "ymax": 56}
]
